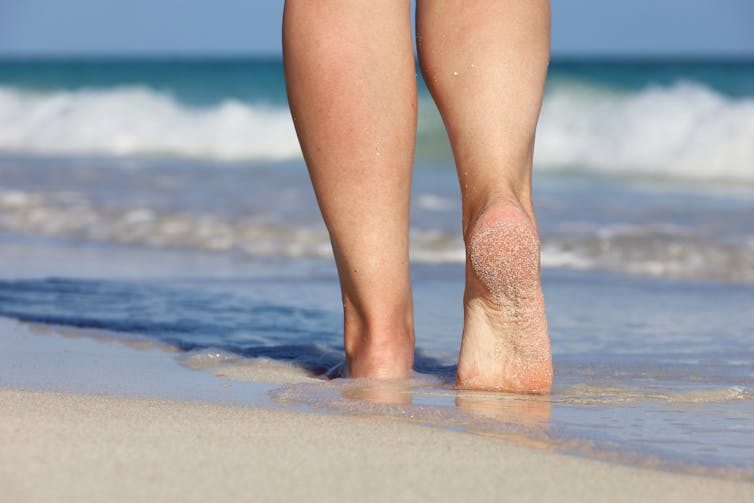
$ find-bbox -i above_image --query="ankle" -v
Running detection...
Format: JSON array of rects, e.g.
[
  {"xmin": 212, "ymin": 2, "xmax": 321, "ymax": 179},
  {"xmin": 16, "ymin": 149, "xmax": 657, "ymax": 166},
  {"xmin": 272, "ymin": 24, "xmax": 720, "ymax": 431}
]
[
  {"xmin": 345, "ymin": 331, "xmax": 415, "ymax": 379},
  {"xmin": 343, "ymin": 308, "xmax": 415, "ymax": 379}
]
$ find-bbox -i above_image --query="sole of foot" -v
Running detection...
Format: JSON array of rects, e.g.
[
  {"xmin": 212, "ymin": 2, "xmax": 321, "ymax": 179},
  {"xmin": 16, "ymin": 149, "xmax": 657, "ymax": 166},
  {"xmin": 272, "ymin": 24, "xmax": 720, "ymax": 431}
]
[{"xmin": 456, "ymin": 203, "xmax": 552, "ymax": 394}]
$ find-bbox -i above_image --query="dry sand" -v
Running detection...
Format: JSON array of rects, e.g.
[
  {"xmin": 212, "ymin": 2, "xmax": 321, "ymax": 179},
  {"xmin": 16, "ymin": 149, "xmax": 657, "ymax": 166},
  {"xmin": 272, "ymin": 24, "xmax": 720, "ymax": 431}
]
[{"xmin": 1, "ymin": 388, "xmax": 752, "ymax": 503}]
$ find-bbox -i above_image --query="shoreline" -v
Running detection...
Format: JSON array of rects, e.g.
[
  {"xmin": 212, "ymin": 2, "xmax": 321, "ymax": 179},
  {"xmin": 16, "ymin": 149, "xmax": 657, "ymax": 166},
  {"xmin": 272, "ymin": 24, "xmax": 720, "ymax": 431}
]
[
  {"xmin": 2, "ymin": 386, "xmax": 753, "ymax": 502},
  {"xmin": 2, "ymin": 314, "xmax": 754, "ymax": 496}
]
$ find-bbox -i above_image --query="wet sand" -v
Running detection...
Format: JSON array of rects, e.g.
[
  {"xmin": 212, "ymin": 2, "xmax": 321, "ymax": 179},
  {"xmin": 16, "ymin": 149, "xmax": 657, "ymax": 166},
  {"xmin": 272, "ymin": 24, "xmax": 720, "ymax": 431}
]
[
  {"xmin": 0, "ymin": 256, "xmax": 752, "ymax": 500},
  {"xmin": 1, "ymin": 388, "xmax": 752, "ymax": 502}
]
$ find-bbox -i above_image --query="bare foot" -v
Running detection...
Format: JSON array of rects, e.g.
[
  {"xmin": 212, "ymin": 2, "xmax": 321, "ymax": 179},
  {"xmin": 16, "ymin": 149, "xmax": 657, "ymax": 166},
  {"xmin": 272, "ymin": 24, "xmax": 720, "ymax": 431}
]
[{"xmin": 456, "ymin": 203, "xmax": 552, "ymax": 394}]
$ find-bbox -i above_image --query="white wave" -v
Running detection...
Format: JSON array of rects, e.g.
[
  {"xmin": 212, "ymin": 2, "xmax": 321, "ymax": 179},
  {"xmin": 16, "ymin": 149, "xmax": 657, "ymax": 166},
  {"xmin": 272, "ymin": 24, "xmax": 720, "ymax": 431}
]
[
  {"xmin": 535, "ymin": 81, "xmax": 754, "ymax": 181},
  {"xmin": 2, "ymin": 185, "xmax": 753, "ymax": 282},
  {"xmin": 1, "ymin": 82, "xmax": 753, "ymax": 181},
  {"xmin": 0, "ymin": 85, "xmax": 301, "ymax": 160}
]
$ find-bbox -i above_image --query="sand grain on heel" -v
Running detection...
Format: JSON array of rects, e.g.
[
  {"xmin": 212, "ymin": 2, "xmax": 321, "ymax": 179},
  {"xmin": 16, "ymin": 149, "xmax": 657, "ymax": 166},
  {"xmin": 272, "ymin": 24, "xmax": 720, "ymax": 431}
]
[
  {"xmin": 458, "ymin": 204, "xmax": 552, "ymax": 394},
  {"xmin": 469, "ymin": 216, "xmax": 540, "ymax": 309}
]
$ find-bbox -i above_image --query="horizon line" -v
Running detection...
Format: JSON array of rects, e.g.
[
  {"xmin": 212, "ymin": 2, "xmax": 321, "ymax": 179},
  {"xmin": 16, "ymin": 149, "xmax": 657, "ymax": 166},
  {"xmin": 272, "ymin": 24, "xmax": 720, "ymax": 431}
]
[{"xmin": 0, "ymin": 51, "xmax": 753, "ymax": 63}]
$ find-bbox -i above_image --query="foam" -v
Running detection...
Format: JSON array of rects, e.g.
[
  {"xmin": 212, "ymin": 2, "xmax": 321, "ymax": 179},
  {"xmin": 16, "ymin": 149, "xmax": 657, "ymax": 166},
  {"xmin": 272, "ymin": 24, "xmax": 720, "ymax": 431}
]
[
  {"xmin": 535, "ymin": 81, "xmax": 754, "ymax": 181},
  {"xmin": 1, "ymin": 186, "xmax": 752, "ymax": 282},
  {"xmin": 417, "ymin": 81, "xmax": 754, "ymax": 182},
  {"xmin": 0, "ymin": 85, "xmax": 301, "ymax": 160},
  {"xmin": 179, "ymin": 349, "xmax": 319, "ymax": 385},
  {"xmin": 556, "ymin": 385, "xmax": 753, "ymax": 406},
  {"xmin": 1, "ymin": 82, "xmax": 753, "ymax": 182}
]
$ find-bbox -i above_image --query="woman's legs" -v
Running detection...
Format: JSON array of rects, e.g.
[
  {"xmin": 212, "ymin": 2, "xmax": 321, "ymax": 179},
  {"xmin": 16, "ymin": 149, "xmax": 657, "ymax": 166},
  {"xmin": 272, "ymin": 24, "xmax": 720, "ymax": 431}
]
[
  {"xmin": 283, "ymin": 1, "xmax": 417, "ymax": 378},
  {"xmin": 417, "ymin": 0, "xmax": 553, "ymax": 393}
]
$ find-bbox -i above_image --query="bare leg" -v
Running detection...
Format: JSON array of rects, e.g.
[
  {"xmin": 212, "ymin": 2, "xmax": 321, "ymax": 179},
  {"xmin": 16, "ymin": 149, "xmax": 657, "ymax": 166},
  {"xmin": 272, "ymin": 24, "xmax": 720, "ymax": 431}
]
[
  {"xmin": 283, "ymin": 1, "xmax": 416, "ymax": 378},
  {"xmin": 416, "ymin": 0, "xmax": 552, "ymax": 393}
]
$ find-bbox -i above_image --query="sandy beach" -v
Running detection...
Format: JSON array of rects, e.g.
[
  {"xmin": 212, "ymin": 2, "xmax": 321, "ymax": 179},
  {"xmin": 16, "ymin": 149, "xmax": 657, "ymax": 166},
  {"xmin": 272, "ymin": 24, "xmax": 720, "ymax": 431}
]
[
  {"xmin": 1, "ymin": 317, "xmax": 751, "ymax": 502},
  {"xmin": 1, "ymin": 54, "xmax": 753, "ymax": 501},
  {"xmin": 2, "ymin": 7, "xmax": 754, "ymax": 499},
  {"xmin": 1, "ymin": 387, "xmax": 751, "ymax": 503}
]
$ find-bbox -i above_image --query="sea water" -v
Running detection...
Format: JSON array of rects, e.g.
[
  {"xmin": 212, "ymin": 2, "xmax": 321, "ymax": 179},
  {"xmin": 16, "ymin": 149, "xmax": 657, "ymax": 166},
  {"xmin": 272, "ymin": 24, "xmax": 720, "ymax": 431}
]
[{"xmin": 0, "ymin": 58, "xmax": 752, "ymax": 477}]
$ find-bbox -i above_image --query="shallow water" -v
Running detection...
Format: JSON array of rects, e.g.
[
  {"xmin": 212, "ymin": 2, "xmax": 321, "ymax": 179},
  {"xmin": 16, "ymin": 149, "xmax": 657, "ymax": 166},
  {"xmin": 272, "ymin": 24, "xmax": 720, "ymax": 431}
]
[
  {"xmin": 0, "ymin": 234, "xmax": 752, "ymax": 477},
  {"xmin": 1, "ymin": 57, "xmax": 752, "ymax": 478},
  {"xmin": 1, "ymin": 158, "xmax": 753, "ymax": 282},
  {"xmin": 0, "ymin": 157, "xmax": 751, "ymax": 477}
]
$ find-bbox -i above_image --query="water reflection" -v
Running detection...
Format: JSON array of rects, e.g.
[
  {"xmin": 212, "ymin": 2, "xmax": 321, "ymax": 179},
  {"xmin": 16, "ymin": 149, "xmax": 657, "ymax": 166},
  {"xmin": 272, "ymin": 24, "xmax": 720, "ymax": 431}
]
[{"xmin": 339, "ymin": 379, "xmax": 414, "ymax": 406}]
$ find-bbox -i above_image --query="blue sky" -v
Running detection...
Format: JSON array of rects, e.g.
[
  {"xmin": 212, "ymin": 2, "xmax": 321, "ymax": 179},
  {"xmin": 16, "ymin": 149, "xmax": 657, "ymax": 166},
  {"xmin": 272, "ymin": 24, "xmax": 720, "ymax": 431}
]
[{"xmin": 1, "ymin": 0, "xmax": 753, "ymax": 57}]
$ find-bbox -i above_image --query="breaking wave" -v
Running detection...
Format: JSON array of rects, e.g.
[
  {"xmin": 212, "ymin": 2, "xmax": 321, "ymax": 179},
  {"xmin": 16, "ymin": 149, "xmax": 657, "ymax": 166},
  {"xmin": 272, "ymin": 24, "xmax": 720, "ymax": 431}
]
[
  {"xmin": 1, "ymin": 81, "xmax": 753, "ymax": 182},
  {"xmin": 535, "ymin": 80, "xmax": 754, "ymax": 181},
  {"xmin": 0, "ymin": 85, "xmax": 300, "ymax": 160}
]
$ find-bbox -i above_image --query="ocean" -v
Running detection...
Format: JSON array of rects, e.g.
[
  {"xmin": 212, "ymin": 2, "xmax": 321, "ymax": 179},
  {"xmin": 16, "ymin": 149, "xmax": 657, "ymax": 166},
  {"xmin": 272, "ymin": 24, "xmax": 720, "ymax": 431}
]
[{"xmin": 0, "ymin": 57, "xmax": 752, "ymax": 477}]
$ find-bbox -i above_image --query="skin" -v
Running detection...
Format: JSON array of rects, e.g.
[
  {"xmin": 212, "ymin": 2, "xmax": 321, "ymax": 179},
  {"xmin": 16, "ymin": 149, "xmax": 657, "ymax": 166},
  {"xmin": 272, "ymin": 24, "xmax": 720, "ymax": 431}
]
[
  {"xmin": 283, "ymin": 0, "xmax": 552, "ymax": 393},
  {"xmin": 417, "ymin": 0, "xmax": 552, "ymax": 393},
  {"xmin": 283, "ymin": 1, "xmax": 416, "ymax": 379}
]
